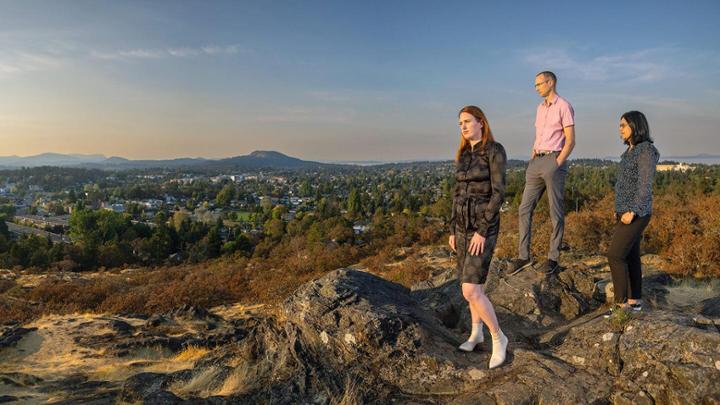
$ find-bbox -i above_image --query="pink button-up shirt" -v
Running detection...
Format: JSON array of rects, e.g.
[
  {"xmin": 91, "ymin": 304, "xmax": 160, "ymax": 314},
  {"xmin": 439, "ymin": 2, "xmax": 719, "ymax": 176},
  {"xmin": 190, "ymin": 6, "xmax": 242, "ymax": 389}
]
[{"xmin": 534, "ymin": 94, "xmax": 574, "ymax": 152}]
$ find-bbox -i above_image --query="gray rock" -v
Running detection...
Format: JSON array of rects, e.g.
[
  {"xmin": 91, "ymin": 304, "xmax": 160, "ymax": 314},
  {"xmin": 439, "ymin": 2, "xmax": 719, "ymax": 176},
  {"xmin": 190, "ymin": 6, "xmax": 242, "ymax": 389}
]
[
  {"xmin": 0, "ymin": 324, "xmax": 37, "ymax": 349},
  {"xmin": 5, "ymin": 256, "xmax": 720, "ymax": 404},
  {"xmin": 614, "ymin": 310, "xmax": 720, "ymax": 404},
  {"xmin": 119, "ymin": 372, "xmax": 172, "ymax": 402},
  {"xmin": 0, "ymin": 372, "xmax": 43, "ymax": 387},
  {"xmin": 142, "ymin": 390, "xmax": 185, "ymax": 404},
  {"xmin": 109, "ymin": 319, "xmax": 134, "ymax": 334}
]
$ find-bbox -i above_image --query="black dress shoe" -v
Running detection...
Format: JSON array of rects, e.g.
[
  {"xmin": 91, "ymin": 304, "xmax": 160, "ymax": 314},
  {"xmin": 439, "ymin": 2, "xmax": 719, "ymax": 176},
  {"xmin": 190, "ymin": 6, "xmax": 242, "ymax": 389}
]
[
  {"xmin": 536, "ymin": 259, "xmax": 559, "ymax": 275},
  {"xmin": 507, "ymin": 258, "xmax": 533, "ymax": 275}
]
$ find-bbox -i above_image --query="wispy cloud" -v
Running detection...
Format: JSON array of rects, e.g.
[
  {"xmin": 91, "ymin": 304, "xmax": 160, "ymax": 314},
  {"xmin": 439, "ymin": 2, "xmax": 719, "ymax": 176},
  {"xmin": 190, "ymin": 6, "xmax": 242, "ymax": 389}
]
[
  {"xmin": 91, "ymin": 44, "xmax": 242, "ymax": 61},
  {"xmin": 0, "ymin": 50, "xmax": 67, "ymax": 77},
  {"xmin": 0, "ymin": 43, "xmax": 244, "ymax": 78},
  {"xmin": 522, "ymin": 47, "xmax": 677, "ymax": 82}
]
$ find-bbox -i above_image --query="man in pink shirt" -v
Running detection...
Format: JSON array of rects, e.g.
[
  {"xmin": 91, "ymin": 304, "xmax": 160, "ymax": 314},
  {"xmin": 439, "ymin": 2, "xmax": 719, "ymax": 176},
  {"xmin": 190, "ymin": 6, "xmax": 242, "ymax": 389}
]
[{"xmin": 509, "ymin": 71, "xmax": 576, "ymax": 275}]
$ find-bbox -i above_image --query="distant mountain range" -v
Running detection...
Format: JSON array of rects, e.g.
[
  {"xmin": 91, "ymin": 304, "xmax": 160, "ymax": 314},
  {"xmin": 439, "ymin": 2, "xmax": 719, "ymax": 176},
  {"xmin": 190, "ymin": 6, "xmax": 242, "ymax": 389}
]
[
  {"xmin": 0, "ymin": 151, "xmax": 334, "ymax": 170},
  {"xmin": 660, "ymin": 154, "xmax": 720, "ymax": 164},
  {"xmin": 1, "ymin": 152, "xmax": 718, "ymax": 170}
]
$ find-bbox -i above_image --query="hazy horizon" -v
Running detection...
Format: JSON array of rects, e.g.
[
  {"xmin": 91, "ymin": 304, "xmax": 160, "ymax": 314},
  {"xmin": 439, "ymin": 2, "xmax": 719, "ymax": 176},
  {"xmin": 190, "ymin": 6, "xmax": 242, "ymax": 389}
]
[
  {"xmin": 1, "ymin": 1, "xmax": 719, "ymax": 161},
  {"xmin": 3, "ymin": 150, "xmax": 720, "ymax": 166}
]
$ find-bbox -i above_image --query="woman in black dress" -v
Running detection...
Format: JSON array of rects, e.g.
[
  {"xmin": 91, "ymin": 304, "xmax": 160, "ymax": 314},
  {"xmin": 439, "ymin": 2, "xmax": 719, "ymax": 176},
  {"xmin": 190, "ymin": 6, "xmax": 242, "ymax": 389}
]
[{"xmin": 449, "ymin": 105, "xmax": 508, "ymax": 368}]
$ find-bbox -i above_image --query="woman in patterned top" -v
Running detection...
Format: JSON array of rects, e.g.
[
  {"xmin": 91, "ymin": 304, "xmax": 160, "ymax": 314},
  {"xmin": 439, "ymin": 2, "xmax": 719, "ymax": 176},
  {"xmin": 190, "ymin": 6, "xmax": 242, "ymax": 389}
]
[
  {"xmin": 607, "ymin": 111, "xmax": 659, "ymax": 312},
  {"xmin": 449, "ymin": 106, "xmax": 508, "ymax": 368}
]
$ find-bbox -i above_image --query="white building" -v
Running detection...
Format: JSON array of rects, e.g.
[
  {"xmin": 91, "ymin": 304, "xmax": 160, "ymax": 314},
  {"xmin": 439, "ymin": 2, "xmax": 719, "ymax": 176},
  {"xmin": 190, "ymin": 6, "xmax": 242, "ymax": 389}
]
[
  {"xmin": 656, "ymin": 163, "xmax": 694, "ymax": 172},
  {"xmin": 103, "ymin": 203, "xmax": 126, "ymax": 213}
]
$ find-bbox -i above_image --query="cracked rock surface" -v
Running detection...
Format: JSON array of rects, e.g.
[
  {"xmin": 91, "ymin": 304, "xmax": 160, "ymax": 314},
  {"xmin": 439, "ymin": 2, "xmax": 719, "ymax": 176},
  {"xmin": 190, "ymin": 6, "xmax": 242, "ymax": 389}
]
[{"xmin": 1, "ymin": 253, "xmax": 719, "ymax": 403}]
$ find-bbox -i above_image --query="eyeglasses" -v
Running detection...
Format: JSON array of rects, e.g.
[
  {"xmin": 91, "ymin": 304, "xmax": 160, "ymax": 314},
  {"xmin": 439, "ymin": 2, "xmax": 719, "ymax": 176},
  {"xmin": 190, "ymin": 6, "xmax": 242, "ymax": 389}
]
[{"xmin": 534, "ymin": 80, "xmax": 548, "ymax": 88}]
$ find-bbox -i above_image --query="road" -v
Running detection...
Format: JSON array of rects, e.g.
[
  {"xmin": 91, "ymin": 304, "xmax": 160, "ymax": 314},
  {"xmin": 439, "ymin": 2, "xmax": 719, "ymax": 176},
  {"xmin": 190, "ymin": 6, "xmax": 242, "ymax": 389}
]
[{"xmin": 5, "ymin": 222, "xmax": 71, "ymax": 243}]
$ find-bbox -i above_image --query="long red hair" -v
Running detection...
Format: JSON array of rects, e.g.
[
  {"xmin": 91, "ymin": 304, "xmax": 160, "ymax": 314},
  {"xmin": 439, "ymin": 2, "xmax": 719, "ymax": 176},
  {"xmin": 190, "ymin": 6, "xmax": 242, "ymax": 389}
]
[{"xmin": 456, "ymin": 105, "xmax": 495, "ymax": 161}]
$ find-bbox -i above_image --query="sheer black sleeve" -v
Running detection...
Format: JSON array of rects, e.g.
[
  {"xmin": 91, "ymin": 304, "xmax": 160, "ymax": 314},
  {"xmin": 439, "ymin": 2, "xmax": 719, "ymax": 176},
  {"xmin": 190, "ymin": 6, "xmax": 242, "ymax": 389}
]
[
  {"xmin": 476, "ymin": 143, "xmax": 507, "ymax": 237},
  {"xmin": 449, "ymin": 194, "xmax": 457, "ymax": 233}
]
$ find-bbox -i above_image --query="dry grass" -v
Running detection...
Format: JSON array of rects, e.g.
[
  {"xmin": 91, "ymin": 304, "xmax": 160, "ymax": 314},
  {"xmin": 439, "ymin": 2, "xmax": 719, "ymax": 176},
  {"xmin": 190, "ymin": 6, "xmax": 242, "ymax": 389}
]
[
  {"xmin": 361, "ymin": 246, "xmax": 438, "ymax": 288},
  {"xmin": 214, "ymin": 367, "xmax": 248, "ymax": 396},
  {"xmin": 93, "ymin": 344, "xmax": 209, "ymax": 382},
  {"xmin": 333, "ymin": 375, "xmax": 363, "ymax": 405},
  {"xmin": 169, "ymin": 366, "xmax": 224, "ymax": 398},
  {"xmin": 173, "ymin": 345, "xmax": 211, "ymax": 362},
  {"xmin": 607, "ymin": 307, "xmax": 635, "ymax": 332}
]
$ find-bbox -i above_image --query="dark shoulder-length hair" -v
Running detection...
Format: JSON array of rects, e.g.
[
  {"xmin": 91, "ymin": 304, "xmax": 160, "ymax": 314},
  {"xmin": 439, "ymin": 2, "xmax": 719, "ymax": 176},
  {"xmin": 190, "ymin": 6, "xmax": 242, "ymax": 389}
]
[
  {"xmin": 456, "ymin": 105, "xmax": 495, "ymax": 161},
  {"xmin": 621, "ymin": 111, "xmax": 653, "ymax": 145}
]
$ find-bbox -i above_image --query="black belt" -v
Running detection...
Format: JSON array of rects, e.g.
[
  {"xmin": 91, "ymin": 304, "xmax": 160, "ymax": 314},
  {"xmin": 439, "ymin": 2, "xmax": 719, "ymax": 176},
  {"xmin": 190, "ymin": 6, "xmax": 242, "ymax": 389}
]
[
  {"xmin": 535, "ymin": 150, "xmax": 560, "ymax": 157},
  {"xmin": 456, "ymin": 196, "xmax": 489, "ymax": 231}
]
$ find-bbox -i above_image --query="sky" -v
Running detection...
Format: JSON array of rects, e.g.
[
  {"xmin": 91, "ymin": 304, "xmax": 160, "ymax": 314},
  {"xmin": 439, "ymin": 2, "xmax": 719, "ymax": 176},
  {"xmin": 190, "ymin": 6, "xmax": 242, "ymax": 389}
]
[{"xmin": 0, "ymin": 0, "xmax": 719, "ymax": 161}]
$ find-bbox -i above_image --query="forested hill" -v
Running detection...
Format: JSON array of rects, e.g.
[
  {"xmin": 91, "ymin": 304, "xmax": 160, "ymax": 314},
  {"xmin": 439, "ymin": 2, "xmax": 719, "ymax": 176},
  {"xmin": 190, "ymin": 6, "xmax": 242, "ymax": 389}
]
[{"xmin": 0, "ymin": 151, "xmax": 334, "ymax": 170}]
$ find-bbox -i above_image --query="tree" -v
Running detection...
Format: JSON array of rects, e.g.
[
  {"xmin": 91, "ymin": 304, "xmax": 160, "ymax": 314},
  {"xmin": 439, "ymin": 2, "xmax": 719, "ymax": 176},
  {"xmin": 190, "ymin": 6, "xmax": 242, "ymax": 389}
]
[
  {"xmin": 0, "ymin": 215, "xmax": 8, "ymax": 237},
  {"xmin": 148, "ymin": 224, "xmax": 176, "ymax": 263},
  {"xmin": 172, "ymin": 210, "xmax": 191, "ymax": 231},
  {"xmin": 154, "ymin": 211, "xmax": 168, "ymax": 226},
  {"xmin": 271, "ymin": 205, "xmax": 287, "ymax": 220},
  {"xmin": 0, "ymin": 204, "xmax": 15, "ymax": 219},
  {"xmin": 261, "ymin": 197, "xmax": 273, "ymax": 217},
  {"xmin": 216, "ymin": 184, "xmax": 235, "ymax": 208},
  {"xmin": 264, "ymin": 218, "xmax": 285, "ymax": 241},
  {"xmin": 206, "ymin": 223, "xmax": 222, "ymax": 259},
  {"xmin": 347, "ymin": 187, "xmax": 361, "ymax": 219},
  {"xmin": 328, "ymin": 220, "xmax": 353, "ymax": 244},
  {"xmin": 299, "ymin": 179, "xmax": 313, "ymax": 197}
]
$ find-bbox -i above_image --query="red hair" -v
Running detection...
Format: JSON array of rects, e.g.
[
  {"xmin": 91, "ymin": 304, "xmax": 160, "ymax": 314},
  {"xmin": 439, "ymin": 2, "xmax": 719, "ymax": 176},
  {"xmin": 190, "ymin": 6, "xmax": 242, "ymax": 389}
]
[{"xmin": 456, "ymin": 105, "xmax": 495, "ymax": 161}]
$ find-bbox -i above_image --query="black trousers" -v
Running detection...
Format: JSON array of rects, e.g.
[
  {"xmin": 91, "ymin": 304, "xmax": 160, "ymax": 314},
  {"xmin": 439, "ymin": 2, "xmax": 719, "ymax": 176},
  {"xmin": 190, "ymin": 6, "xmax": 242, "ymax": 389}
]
[{"xmin": 607, "ymin": 215, "xmax": 651, "ymax": 303}]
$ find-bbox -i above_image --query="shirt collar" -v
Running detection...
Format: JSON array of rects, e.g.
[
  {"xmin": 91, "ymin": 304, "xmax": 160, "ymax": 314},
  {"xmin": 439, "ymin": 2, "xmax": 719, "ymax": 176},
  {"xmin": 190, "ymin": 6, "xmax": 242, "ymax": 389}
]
[{"xmin": 542, "ymin": 94, "xmax": 559, "ymax": 107}]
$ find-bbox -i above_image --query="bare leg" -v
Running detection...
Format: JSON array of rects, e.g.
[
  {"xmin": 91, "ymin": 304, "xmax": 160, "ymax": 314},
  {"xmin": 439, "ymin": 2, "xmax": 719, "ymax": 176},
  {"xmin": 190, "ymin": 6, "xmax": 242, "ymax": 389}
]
[
  {"xmin": 462, "ymin": 283, "xmax": 499, "ymax": 334},
  {"xmin": 462, "ymin": 283, "xmax": 508, "ymax": 368},
  {"xmin": 459, "ymin": 283, "xmax": 484, "ymax": 351}
]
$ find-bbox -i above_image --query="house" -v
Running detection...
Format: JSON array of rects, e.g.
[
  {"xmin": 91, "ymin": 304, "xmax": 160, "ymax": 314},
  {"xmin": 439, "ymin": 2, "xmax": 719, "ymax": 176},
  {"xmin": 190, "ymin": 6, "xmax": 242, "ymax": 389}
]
[
  {"xmin": 103, "ymin": 203, "xmax": 126, "ymax": 213},
  {"xmin": 210, "ymin": 175, "xmax": 231, "ymax": 183},
  {"xmin": 353, "ymin": 223, "xmax": 369, "ymax": 235},
  {"xmin": 656, "ymin": 163, "xmax": 694, "ymax": 172}
]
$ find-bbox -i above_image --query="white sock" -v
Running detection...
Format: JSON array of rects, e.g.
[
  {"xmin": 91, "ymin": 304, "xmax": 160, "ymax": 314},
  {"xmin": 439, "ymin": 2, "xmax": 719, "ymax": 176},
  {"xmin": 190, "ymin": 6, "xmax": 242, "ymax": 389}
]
[{"xmin": 468, "ymin": 322, "xmax": 484, "ymax": 343}]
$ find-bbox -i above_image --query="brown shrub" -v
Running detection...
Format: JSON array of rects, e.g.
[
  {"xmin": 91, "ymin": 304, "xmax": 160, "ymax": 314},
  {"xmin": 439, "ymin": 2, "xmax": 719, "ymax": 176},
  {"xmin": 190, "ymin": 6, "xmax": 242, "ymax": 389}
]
[
  {"xmin": 649, "ymin": 194, "xmax": 720, "ymax": 277},
  {"xmin": 0, "ymin": 279, "xmax": 16, "ymax": 294},
  {"xmin": 0, "ymin": 298, "xmax": 41, "ymax": 324},
  {"xmin": 26, "ymin": 278, "xmax": 129, "ymax": 314},
  {"xmin": 564, "ymin": 195, "xmax": 615, "ymax": 255},
  {"xmin": 379, "ymin": 257, "xmax": 433, "ymax": 288},
  {"xmin": 494, "ymin": 207, "xmax": 552, "ymax": 259},
  {"xmin": 6, "ymin": 192, "xmax": 719, "ymax": 326},
  {"xmin": 359, "ymin": 246, "xmax": 394, "ymax": 273},
  {"xmin": 494, "ymin": 211, "xmax": 517, "ymax": 258},
  {"xmin": 418, "ymin": 222, "xmax": 444, "ymax": 245},
  {"xmin": 99, "ymin": 287, "xmax": 152, "ymax": 314}
]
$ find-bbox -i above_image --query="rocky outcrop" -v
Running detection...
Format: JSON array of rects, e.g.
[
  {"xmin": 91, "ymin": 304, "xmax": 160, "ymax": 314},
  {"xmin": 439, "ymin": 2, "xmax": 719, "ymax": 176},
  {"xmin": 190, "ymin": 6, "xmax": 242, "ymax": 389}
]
[
  {"xmin": 0, "ymin": 323, "xmax": 37, "ymax": 349},
  {"xmin": 1, "ymin": 256, "xmax": 719, "ymax": 404}
]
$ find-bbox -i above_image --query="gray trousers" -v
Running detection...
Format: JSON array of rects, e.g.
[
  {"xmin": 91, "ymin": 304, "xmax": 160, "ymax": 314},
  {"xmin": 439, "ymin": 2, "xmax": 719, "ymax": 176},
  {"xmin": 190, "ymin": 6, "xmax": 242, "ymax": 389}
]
[{"xmin": 518, "ymin": 153, "xmax": 568, "ymax": 261}]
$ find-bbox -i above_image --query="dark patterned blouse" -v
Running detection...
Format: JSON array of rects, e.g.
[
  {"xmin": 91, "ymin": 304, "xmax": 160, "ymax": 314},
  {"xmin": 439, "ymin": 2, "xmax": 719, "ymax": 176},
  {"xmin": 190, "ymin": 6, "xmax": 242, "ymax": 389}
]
[
  {"xmin": 615, "ymin": 141, "xmax": 660, "ymax": 217},
  {"xmin": 450, "ymin": 141, "xmax": 507, "ymax": 236}
]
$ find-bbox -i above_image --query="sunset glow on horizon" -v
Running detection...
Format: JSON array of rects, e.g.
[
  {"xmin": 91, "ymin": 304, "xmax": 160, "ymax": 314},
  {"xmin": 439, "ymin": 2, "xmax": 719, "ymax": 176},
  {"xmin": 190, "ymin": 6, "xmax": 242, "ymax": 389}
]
[{"xmin": 1, "ymin": 0, "xmax": 719, "ymax": 161}]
